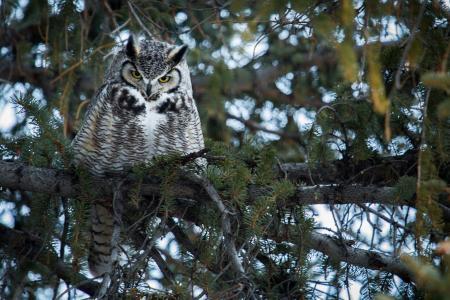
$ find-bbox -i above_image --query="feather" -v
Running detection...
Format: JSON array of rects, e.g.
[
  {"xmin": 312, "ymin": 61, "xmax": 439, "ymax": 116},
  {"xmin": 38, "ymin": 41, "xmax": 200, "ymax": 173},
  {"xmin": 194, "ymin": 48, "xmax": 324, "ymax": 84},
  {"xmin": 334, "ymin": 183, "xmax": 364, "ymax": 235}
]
[{"xmin": 71, "ymin": 36, "xmax": 204, "ymax": 277}]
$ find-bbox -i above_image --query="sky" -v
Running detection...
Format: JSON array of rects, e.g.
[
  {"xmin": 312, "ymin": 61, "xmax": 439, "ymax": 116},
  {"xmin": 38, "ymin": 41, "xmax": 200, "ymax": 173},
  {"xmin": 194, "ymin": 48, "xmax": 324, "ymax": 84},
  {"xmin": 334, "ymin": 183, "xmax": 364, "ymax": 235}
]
[{"xmin": 0, "ymin": 1, "xmax": 445, "ymax": 299}]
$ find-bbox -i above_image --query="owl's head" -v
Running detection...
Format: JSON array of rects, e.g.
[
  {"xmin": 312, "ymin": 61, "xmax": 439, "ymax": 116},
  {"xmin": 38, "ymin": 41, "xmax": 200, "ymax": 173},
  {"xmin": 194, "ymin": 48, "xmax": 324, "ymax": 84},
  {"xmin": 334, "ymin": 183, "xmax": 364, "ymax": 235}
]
[{"xmin": 107, "ymin": 35, "xmax": 192, "ymax": 100}]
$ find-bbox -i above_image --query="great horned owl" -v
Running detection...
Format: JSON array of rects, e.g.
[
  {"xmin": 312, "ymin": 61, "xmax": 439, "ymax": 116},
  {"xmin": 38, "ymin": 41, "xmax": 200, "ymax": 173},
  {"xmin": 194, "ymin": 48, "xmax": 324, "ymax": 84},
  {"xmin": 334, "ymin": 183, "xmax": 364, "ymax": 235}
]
[{"xmin": 71, "ymin": 35, "xmax": 204, "ymax": 276}]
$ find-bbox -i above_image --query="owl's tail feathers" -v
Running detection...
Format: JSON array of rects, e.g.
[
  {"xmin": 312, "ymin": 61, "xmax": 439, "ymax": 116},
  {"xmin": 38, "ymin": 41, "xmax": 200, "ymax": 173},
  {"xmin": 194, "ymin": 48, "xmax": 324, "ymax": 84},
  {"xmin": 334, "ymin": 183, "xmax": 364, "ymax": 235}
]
[{"xmin": 88, "ymin": 199, "xmax": 121, "ymax": 277}]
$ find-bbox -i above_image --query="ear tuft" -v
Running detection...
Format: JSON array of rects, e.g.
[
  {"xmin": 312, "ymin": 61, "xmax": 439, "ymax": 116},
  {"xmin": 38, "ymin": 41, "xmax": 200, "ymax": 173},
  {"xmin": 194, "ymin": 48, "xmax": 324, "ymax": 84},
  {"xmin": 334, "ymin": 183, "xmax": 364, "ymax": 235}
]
[
  {"xmin": 168, "ymin": 45, "xmax": 188, "ymax": 65},
  {"xmin": 126, "ymin": 35, "xmax": 139, "ymax": 59}
]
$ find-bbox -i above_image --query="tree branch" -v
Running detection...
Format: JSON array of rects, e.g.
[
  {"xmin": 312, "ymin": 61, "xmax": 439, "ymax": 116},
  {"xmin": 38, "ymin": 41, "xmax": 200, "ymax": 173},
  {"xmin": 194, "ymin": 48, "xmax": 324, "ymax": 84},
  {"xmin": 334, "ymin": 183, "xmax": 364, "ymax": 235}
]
[
  {"xmin": 0, "ymin": 63, "xmax": 55, "ymax": 98},
  {"xmin": 0, "ymin": 160, "xmax": 416, "ymax": 207},
  {"xmin": 5, "ymin": 158, "xmax": 450, "ymax": 221},
  {"xmin": 279, "ymin": 150, "xmax": 419, "ymax": 185},
  {"xmin": 226, "ymin": 113, "xmax": 305, "ymax": 146},
  {"xmin": 192, "ymin": 41, "xmax": 404, "ymax": 108},
  {"xmin": 167, "ymin": 218, "xmax": 415, "ymax": 284},
  {"xmin": 0, "ymin": 224, "xmax": 99, "ymax": 297},
  {"xmin": 189, "ymin": 174, "xmax": 246, "ymax": 276},
  {"xmin": 0, "ymin": 160, "xmax": 428, "ymax": 287},
  {"xmin": 307, "ymin": 232, "xmax": 413, "ymax": 283}
]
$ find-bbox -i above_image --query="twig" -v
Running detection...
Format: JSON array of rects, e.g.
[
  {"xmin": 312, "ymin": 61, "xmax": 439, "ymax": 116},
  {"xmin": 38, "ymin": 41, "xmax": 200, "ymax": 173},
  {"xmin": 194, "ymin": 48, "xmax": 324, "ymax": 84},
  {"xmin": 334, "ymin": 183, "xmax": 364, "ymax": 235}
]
[
  {"xmin": 307, "ymin": 232, "xmax": 413, "ymax": 282},
  {"xmin": 127, "ymin": 1, "xmax": 154, "ymax": 39},
  {"xmin": 150, "ymin": 248, "xmax": 176, "ymax": 285},
  {"xmin": 394, "ymin": 3, "xmax": 426, "ymax": 89},
  {"xmin": 417, "ymin": 89, "xmax": 431, "ymax": 190},
  {"xmin": 188, "ymin": 173, "xmax": 256, "ymax": 298},
  {"xmin": 101, "ymin": 0, "xmax": 119, "ymax": 30},
  {"xmin": 109, "ymin": 18, "xmax": 131, "ymax": 38},
  {"xmin": 179, "ymin": 148, "xmax": 209, "ymax": 165},
  {"xmin": 189, "ymin": 174, "xmax": 244, "ymax": 272},
  {"xmin": 50, "ymin": 42, "xmax": 115, "ymax": 84},
  {"xmin": 0, "ymin": 224, "xmax": 100, "ymax": 296},
  {"xmin": 357, "ymin": 203, "xmax": 409, "ymax": 232},
  {"xmin": 226, "ymin": 112, "xmax": 305, "ymax": 146}
]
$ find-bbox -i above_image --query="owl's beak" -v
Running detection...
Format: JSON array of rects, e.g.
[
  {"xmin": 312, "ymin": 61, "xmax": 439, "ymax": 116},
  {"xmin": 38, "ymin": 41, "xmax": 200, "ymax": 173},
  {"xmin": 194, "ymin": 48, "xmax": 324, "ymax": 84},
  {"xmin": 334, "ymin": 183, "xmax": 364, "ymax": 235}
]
[
  {"xmin": 145, "ymin": 84, "xmax": 159, "ymax": 101},
  {"xmin": 146, "ymin": 83, "xmax": 152, "ymax": 97}
]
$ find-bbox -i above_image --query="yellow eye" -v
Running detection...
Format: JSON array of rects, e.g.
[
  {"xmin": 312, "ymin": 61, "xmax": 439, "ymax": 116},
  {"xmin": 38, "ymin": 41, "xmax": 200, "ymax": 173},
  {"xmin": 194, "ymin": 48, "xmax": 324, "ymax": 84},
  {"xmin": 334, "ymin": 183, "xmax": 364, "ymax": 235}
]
[
  {"xmin": 158, "ymin": 76, "xmax": 171, "ymax": 83},
  {"xmin": 130, "ymin": 70, "xmax": 142, "ymax": 80}
]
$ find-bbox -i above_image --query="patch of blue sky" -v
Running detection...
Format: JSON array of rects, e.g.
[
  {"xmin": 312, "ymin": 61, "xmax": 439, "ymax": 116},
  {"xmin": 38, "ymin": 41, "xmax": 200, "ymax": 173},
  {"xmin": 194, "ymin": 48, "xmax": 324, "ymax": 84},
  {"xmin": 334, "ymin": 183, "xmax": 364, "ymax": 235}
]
[
  {"xmin": 380, "ymin": 16, "xmax": 410, "ymax": 42},
  {"xmin": 256, "ymin": 101, "xmax": 288, "ymax": 141},
  {"xmin": 275, "ymin": 72, "xmax": 294, "ymax": 95},
  {"xmin": 388, "ymin": 136, "xmax": 413, "ymax": 155},
  {"xmin": 32, "ymin": 43, "xmax": 50, "ymax": 68},
  {"xmin": 319, "ymin": 88, "xmax": 337, "ymax": 103},
  {"xmin": 175, "ymin": 11, "xmax": 188, "ymax": 24},
  {"xmin": 157, "ymin": 232, "xmax": 179, "ymax": 259},
  {"xmin": 3, "ymin": 0, "xmax": 28, "ymax": 23},
  {"xmin": 73, "ymin": 0, "xmax": 84, "ymax": 12},
  {"xmin": 293, "ymin": 107, "xmax": 315, "ymax": 132},
  {"xmin": 0, "ymin": 201, "xmax": 15, "ymax": 228},
  {"xmin": 351, "ymin": 81, "xmax": 369, "ymax": 99},
  {"xmin": 225, "ymin": 99, "xmax": 255, "ymax": 132},
  {"xmin": 0, "ymin": 83, "xmax": 29, "ymax": 135}
]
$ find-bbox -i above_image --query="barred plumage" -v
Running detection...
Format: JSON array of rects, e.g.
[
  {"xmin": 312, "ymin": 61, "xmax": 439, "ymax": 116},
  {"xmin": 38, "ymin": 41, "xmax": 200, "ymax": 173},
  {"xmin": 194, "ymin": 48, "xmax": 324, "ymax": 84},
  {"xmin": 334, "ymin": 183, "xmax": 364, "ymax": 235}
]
[{"xmin": 71, "ymin": 35, "xmax": 204, "ymax": 276}]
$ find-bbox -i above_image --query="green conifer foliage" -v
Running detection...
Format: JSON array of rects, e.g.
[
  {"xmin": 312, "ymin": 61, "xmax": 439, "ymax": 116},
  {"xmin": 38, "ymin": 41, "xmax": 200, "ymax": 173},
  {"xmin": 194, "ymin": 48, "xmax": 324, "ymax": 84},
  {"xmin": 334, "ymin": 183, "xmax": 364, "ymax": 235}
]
[{"xmin": 0, "ymin": 0, "xmax": 449, "ymax": 298}]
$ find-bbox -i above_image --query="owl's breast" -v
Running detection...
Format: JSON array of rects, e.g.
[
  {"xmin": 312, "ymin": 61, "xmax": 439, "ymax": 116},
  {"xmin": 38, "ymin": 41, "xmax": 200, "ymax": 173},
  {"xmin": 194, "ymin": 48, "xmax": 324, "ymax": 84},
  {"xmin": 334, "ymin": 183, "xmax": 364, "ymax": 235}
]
[
  {"xmin": 139, "ymin": 94, "xmax": 205, "ymax": 157},
  {"xmin": 72, "ymin": 85, "xmax": 152, "ymax": 176},
  {"xmin": 72, "ymin": 86, "xmax": 205, "ymax": 176}
]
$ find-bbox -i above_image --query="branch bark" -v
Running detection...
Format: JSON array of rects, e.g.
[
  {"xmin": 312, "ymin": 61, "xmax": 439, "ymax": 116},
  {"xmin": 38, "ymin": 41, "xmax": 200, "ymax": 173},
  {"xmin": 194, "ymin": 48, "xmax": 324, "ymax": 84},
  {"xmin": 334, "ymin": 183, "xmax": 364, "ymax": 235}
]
[
  {"xmin": 4, "ymin": 159, "xmax": 449, "ymax": 221},
  {"xmin": 0, "ymin": 160, "xmax": 413, "ymax": 206},
  {"xmin": 165, "ymin": 218, "xmax": 415, "ymax": 284},
  {"xmin": 189, "ymin": 174, "xmax": 246, "ymax": 276},
  {"xmin": 307, "ymin": 232, "xmax": 413, "ymax": 282},
  {"xmin": 279, "ymin": 150, "xmax": 419, "ymax": 185},
  {"xmin": 0, "ymin": 159, "xmax": 434, "ymax": 289},
  {"xmin": 226, "ymin": 113, "xmax": 305, "ymax": 146}
]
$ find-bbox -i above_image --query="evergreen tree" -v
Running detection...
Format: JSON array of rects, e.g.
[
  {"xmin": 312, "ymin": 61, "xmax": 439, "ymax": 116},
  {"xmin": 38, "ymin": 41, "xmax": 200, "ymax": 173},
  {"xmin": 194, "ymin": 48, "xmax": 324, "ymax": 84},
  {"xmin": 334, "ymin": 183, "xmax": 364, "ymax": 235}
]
[{"xmin": 0, "ymin": 0, "xmax": 449, "ymax": 299}]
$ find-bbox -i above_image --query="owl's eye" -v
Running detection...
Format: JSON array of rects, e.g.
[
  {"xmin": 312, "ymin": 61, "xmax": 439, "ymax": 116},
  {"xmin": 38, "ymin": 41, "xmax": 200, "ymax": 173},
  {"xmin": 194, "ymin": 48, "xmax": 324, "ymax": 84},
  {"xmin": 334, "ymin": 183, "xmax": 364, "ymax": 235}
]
[
  {"xmin": 158, "ymin": 75, "xmax": 171, "ymax": 83},
  {"xmin": 130, "ymin": 70, "xmax": 142, "ymax": 80}
]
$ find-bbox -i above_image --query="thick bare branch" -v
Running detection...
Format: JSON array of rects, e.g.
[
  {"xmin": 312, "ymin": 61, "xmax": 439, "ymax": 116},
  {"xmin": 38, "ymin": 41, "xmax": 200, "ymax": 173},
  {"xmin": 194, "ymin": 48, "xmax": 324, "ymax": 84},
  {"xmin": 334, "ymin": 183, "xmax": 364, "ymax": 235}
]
[
  {"xmin": 280, "ymin": 150, "xmax": 419, "ymax": 185},
  {"xmin": 0, "ymin": 160, "xmax": 413, "ymax": 207},
  {"xmin": 166, "ymin": 218, "xmax": 415, "ymax": 284},
  {"xmin": 0, "ymin": 160, "xmax": 430, "ymax": 286},
  {"xmin": 189, "ymin": 174, "xmax": 246, "ymax": 276},
  {"xmin": 307, "ymin": 232, "xmax": 413, "ymax": 282},
  {"xmin": 5, "ymin": 158, "xmax": 450, "ymax": 222}
]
